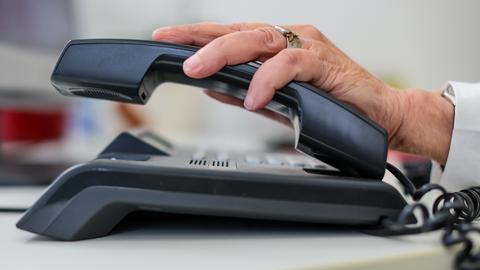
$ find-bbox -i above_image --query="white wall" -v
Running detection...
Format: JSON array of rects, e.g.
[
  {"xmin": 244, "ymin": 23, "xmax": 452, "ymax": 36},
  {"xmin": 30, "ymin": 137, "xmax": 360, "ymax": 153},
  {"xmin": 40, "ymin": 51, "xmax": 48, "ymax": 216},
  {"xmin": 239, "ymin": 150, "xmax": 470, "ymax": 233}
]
[
  {"xmin": 70, "ymin": 0, "xmax": 480, "ymax": 148},
  {"xmin": 194, "ymin": 0, "xmax": 480, "ymax": 88},
  {"xmin": 74, "ymin": 0, "xmax": 480, "ymax": 88}
]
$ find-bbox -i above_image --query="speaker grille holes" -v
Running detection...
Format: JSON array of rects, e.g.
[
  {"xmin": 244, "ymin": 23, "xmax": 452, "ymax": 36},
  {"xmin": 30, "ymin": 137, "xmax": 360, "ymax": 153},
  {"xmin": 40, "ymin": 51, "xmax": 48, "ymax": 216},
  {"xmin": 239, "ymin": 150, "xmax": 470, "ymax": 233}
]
[
  {"xmin": 187, "ymin": 159, "xmax": 235, "ymax": 169},
  {"xmin": 70, "ymin": 88, "xmax": 133, "ymax": 102},
  {"xmin": 211, "ymin": 160, "xmax": 229, "ymax": 167},
  {"xmin": 188, "ymin": 159, "xmax": 208, "ymax": 166}
]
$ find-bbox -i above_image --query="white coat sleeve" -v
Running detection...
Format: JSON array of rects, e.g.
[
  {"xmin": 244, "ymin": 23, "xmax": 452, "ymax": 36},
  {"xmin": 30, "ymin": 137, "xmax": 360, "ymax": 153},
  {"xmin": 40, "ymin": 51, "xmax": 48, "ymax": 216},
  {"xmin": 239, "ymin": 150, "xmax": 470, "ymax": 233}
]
[{"xmin": 434, "ymin": 81, "xmax": 480, "ymax": 191}]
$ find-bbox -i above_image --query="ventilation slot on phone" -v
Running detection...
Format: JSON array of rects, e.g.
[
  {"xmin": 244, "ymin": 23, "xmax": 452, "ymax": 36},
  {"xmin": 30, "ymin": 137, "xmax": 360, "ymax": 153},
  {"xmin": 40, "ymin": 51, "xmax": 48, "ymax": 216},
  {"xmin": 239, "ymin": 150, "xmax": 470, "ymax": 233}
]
[
  {"xmin": 210, "ymin": 160, "xmax": 229, "ymax": 168},
  {"xmin": 187, "ymin": 159, "xmax": 235, "ymax": 169},
  {"xmin": 188, "ymin": 159, "xmax": 209, "ymax": 167},
  {"xmin": 70, "ymin": 88, "xmax": 133, "ymax": 102}
]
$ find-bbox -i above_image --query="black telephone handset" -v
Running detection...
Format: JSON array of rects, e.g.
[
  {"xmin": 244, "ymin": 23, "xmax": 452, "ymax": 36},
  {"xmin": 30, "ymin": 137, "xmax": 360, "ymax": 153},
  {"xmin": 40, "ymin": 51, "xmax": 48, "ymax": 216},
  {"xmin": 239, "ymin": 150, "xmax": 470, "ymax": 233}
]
[{"xmin": 52, "ymin": 39, "xmax": 388, "ymax": 179}]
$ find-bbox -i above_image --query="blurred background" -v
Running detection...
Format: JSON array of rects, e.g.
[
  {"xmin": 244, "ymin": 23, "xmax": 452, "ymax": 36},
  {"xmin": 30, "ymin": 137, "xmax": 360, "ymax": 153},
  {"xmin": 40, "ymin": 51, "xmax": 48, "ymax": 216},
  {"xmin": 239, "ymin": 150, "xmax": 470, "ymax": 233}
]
[{"xmin": 0, "ymin": 0, "xmax": 479, "ymax": 185}]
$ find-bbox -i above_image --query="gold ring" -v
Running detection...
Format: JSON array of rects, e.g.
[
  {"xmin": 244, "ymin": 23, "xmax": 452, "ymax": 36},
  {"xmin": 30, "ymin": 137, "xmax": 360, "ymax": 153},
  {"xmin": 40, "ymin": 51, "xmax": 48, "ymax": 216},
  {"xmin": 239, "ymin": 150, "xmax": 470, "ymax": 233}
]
[{"xmin": 274, "ymin": 25, "xmax": 302, "ymax": 48}]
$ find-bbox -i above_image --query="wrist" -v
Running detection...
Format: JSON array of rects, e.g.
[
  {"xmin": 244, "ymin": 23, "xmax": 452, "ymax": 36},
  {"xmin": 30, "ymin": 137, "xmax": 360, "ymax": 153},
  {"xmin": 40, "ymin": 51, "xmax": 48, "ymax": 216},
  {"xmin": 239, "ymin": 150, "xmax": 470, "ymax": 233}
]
[{"xmin": 388, "ymin": 88, "xmax": 454, "ymax": 164}]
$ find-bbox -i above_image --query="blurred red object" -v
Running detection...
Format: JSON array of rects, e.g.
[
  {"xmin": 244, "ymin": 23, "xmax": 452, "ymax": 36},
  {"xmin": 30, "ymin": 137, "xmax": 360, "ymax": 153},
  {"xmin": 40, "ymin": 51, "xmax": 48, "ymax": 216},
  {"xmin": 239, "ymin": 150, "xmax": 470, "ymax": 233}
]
[{"xmin": 0, "ymin": 109, "xmax": 65, "ymax": 142}]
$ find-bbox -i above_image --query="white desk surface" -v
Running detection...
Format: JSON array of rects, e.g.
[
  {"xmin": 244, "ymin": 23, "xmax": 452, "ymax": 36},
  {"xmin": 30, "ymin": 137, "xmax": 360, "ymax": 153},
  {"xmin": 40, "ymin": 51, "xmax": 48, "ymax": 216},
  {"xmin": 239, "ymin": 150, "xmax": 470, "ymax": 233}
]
[{"xmin": 0, "ymin": 187, "xmax": 454, "ymax": 270}]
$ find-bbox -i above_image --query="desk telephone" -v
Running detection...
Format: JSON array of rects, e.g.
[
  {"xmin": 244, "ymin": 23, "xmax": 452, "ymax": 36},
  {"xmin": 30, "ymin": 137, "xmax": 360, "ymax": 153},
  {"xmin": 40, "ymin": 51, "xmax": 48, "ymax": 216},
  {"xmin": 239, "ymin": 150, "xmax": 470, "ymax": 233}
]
[{"xmin": 16, "ymin": 40, "xmax": 480, "ymax": 268}]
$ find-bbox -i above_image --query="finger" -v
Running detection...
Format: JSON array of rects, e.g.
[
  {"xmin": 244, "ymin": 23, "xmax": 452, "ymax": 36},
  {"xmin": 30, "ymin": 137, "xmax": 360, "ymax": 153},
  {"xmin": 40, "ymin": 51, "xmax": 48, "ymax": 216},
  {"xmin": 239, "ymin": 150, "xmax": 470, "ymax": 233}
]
[
  {"xmin": 183, "ymin": 27, "xmax": 313, "ymax": 78},
  {"xmin": 152, "ymin": 22, "xmax": 319, "ymax": 46},
  {"xmin": 244, "ymin": 48, "xmax": 325, "ymax": 110},
  {"xmin": 152, "ymin": 22, "xmax": 270, "ymax": 46},
  {"xmin": 203, "ymin": 90, "xmax": 292, "ymax": 128}
]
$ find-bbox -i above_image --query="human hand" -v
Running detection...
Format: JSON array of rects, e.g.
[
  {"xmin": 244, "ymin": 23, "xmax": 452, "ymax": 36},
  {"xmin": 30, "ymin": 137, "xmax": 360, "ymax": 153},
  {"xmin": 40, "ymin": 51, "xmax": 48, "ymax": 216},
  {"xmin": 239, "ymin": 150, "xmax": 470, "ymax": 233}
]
[{"xmin": 152, "ymin": 22, "xmax": 453, "ymax": 164}]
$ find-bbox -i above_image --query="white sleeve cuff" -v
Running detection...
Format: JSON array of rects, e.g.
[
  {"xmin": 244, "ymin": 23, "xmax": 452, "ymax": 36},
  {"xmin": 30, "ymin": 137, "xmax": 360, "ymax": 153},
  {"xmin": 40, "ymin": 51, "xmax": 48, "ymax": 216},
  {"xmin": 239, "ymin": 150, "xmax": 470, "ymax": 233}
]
[{"xmin": 435, "ymin": 81, "xmax": 480, "ymax": 191}]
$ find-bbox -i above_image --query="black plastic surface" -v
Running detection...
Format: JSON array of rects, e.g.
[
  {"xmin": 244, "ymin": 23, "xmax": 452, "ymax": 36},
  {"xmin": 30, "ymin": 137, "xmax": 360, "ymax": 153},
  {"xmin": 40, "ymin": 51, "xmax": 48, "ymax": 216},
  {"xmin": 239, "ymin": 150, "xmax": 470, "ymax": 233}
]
[
  {"xmin": 98, "ymin": 130, "xmax": 173, "ymax": 157},
  {"xmin": 17, "ymin": 155, "xmax": 407, "ymax": 241},
  {"xmin": 51, "ymin": 39, "xmax": 388, "ymax": 179},
  {"xmin": 16, "ymin": 131, "xmax": 408, "ymax": 241}
]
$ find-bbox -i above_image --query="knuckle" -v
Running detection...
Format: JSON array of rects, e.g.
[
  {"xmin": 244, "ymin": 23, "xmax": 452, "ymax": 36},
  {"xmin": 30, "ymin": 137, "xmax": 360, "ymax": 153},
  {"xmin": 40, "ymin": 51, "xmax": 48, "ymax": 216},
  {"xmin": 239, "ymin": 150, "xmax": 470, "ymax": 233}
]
[
  {"xmin": 256, "ymin": 72, "xmax": 275, "ymax": 89},
  {"xmin": 264, "ymin": 78, "xmax": 277, "ymax": 90},
  {"xmin": 302, "ymin": 40, "xmax": 315, "ymax": 51},
  {"xmin": 254, "ymin": 27, "xmax": 281, "ymax": 49},
  {"xmin": 207, "ymin": 38, "xmax": 230, "ymax": 64},
  {"xmin": 212, "ymin": 36, "xmax": 227, "ymax": 48},
  {"xmin": 299, "ymin": 24, "xmax": 317, "ymax": 31},
  {"xmin": 188, "ymin": 24, "xmax": 201, "ymax": 35},
  {"xmin": 253, "ymin": 70, "xmax": 275, "ymax": 90},
  {"xmin": 298, "ymin": 24, "xmax": 324, "ymax": 40},
  {"xmin": 280, "ymin": 49, "xmax": 303, "ymax": 66},
  {"xmin": 211, "ymin": 31, "xmax": 238, "ymax": 50},
  {"xmin": 229, "ymin": 23, "xmax": 245, "ymax": 31}
]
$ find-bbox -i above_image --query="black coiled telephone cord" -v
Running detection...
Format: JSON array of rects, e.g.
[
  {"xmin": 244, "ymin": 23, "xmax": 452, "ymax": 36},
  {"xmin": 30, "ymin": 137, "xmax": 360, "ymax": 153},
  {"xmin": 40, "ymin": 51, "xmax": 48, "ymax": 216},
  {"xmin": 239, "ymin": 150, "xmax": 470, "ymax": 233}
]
[{"xmin": 385, "ymin": 163, "xmax": 480, "ymax": 270}]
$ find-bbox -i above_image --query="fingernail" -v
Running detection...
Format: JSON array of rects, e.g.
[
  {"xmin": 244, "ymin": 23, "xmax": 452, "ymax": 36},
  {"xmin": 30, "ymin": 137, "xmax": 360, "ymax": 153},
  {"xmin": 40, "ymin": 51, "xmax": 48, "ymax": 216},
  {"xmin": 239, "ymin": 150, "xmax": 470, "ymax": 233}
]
[
  {"xmin": 244, "ymin": 95, "xmax": 255, "ymax": 110},
  {"xmin": 183, "ymin": 54, "xmax": 202, "ymax": 74},
  {"xmin": 151, "ymin": 27, "xmax": 172, "ymax": 39}
]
